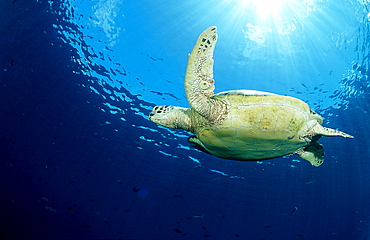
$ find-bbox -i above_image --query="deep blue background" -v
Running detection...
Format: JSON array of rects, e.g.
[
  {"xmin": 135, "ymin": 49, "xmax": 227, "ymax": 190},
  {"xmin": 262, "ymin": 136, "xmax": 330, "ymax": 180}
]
[{"xmin": 1, "ymin": 0, "xmax": 370, "ymax": 239}]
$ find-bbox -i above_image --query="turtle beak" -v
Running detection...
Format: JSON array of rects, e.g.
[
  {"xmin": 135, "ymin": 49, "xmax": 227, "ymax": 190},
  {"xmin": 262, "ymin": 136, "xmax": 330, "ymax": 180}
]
[
  {"xmin": 148, "ymin": 110, "xmax": 156, "ymax": 121},
  {"xmin": 149, "ymin": 112, "xmax": 165, "ymax": 125},
  {"xmin": 149, "ymin": 106, "xmax": 171, "ymax": 127},
  {"xmin": 149, "ymin": 106, "xmax": 162, "ymax": 122}
]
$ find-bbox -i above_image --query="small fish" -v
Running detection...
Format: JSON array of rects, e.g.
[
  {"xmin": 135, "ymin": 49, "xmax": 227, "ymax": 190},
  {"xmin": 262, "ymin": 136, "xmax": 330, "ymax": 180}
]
[
  {"xmin": 292, "ymin": 207, "xmax": 298, "ymax": 215},
  {"xmin": 305, "ymin": 179, "xmax": 315, "ymax": 184},
  {"xmin": 192, "ymin": 214, "xmax": 204, "ymax": 218},
  {"xmin": 45, "ymin": 206, "xmax": 57, "ymax": 213}
]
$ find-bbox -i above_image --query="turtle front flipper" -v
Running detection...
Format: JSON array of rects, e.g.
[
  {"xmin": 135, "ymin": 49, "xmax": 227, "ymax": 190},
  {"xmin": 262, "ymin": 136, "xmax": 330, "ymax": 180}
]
[
  {"xmin": 188, "ymin": 135, "xmax": 212, "ymax": 155},
  {"xmin": 184, "ymin": 26, "xmax": 227, "ymax": 121},
  {"xmin": 295, "ymin": 142, "xmax": 324, "ymax": 167}
]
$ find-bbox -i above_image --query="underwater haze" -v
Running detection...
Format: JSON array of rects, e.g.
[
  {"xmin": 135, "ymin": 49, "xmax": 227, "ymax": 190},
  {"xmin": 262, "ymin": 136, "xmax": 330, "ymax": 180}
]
[{"xmin": 1, "ymin": 0, "xmax": 370, "ymax": 239}]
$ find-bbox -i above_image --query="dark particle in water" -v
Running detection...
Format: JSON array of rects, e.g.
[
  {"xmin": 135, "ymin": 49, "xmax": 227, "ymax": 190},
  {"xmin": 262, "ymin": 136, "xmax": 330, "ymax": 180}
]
[{"xmin": 173, "ymin": 228, "xmax": 183, "ymax": 234}]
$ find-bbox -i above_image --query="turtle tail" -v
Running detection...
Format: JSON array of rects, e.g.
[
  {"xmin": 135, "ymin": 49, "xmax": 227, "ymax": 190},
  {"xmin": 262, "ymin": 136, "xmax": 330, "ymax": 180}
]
[{"xmin": 313, "ymin": 124, "xmax": 354, "ymax": 138}]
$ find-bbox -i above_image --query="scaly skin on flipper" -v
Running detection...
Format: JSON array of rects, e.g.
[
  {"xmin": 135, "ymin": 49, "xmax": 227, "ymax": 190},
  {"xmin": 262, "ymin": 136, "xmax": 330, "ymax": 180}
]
[
  {"xmin": 295, "ymin": 142, "xmax": 325, "ymax": 167},
  {"xmin": 184, "ymin": 26, "xmax": 228, "ymax": 123},
  {"xmin": 311, "ymin": 123, "xmax": 354, "ymax": 138},
  {"xmin": 295, "ymin": 120, "xmax": 354, "ymax": 166}
]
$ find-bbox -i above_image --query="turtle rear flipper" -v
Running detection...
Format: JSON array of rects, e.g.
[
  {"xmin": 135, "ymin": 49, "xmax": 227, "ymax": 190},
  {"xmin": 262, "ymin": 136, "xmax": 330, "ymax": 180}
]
[
  {"xmin": 296, "ymin": 142, "xmax": 324, "ymax": 167},
  {"xmin": 311, "ymin": 121, "xmax": 354, "ymax": 138}
]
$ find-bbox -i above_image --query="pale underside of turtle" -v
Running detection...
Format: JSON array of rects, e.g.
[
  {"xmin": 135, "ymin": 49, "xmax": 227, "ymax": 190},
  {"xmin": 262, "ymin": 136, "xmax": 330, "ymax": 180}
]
[{"xmin": 149, "ymin": 26, "xmax": 353, "ymax": 167}]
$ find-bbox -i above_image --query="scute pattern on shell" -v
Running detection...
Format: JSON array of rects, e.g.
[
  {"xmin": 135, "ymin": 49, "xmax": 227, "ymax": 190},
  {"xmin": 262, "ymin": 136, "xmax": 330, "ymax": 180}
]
[{"xmin": 196, "ymin": 93, "xmax": 316, "ymax": 160}]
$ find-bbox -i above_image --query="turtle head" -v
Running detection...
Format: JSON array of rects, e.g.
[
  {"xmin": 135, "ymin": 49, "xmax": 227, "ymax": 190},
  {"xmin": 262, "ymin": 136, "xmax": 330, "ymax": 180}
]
[{"xmin": 149, "ymin": 105, "xmax": 192, "ymax": 131}]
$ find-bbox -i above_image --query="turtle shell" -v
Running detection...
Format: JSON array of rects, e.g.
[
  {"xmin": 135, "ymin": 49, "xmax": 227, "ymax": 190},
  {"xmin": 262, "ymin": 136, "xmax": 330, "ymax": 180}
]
[{"xmin": 196, "ymin": 90, "xmax": 322, "ymax": 160}]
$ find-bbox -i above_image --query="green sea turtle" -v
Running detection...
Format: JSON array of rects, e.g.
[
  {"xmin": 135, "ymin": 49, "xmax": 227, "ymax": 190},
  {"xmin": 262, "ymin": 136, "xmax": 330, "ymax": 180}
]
[{"xmin": 149, "ymin": 26, "xmax": 353, "ymax": 167}]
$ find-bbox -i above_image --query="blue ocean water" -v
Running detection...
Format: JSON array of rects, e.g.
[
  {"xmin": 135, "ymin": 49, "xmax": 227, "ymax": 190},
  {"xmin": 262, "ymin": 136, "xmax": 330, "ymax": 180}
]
[{"xmin": 1, "ymin": 0, "xmax": 369, "ymax": 239}]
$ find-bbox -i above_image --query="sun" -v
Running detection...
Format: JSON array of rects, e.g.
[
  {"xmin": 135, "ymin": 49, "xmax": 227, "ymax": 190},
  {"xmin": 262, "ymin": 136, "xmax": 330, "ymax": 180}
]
[
  {"xmin": 255, "ymin": 0, "xmax": 289, "ymax": 19},
  {"xmin": 236, "ymin": 0, "xmax": 294, "ymax": 21}
]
